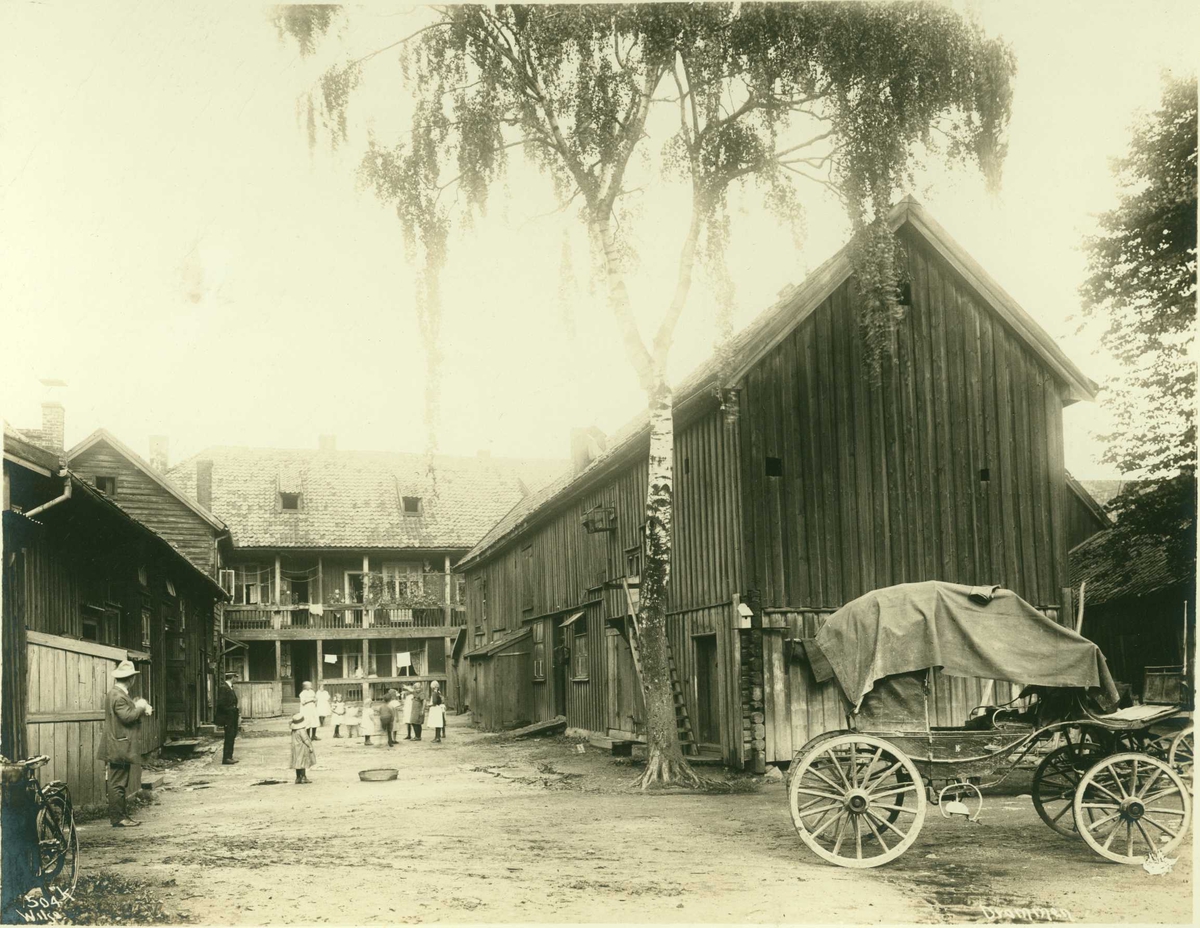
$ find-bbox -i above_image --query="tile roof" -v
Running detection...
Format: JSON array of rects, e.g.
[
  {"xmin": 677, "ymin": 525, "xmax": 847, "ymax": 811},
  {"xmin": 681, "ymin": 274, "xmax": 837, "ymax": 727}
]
[
  {"xmin": 166, "ymin": 446, "xmax": 567, "ymax": 551},
  {"xmin": 460, "ymin": 196, "xmax": 1098, "ymax": 569},
  {"xmin": 4, "ymin": 421, "xmax": 62, "ymax": 472},
  {"xmin": 1069, "ymin": 529, "xmax": 1191, "ymax": 606}
]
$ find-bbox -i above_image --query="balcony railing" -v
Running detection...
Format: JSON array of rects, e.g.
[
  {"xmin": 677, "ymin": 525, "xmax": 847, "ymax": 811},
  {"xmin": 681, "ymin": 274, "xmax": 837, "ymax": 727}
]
[{"xmin": 224, "ymin": 603, "xmax": 466, "ymax": 632}]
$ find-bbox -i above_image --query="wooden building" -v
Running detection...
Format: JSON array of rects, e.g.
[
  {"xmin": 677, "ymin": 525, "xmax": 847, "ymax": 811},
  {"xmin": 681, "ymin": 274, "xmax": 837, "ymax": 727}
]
[
  {"xmin": 1065, "ymin": 473, "xmax": 1112, "ymax": 551},
  {"xmin": 456, "ymin": 197, "xmax": 1097, "ymax": 771},
  {"xmin": 67, "ymin": 429, "xmax": 230, "ymax": 734},
  {"xmin": 163, "ymin": 438, "xmax": 562, "ymax": 714},
  {"xmin": 3, "ymin": 422, "xmax": 226, "ymax": 803}
]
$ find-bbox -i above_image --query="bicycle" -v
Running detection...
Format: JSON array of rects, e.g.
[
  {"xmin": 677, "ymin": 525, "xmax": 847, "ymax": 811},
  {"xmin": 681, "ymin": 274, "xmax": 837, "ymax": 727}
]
[{"xmin": 0, "ymin": 755, "xmax": 78, "ymax": 913}]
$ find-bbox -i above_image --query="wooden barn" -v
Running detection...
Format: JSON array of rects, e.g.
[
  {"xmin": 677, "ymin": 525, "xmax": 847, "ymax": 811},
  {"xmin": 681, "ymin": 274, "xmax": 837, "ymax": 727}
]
[
  {"xmin": 456, "ymin": 197, "xmax": 1097, "ymax": 771},
  {"xmin": 3, "ymin": 423, "xmax": 226, "ymax": 804},
  {"xmin": 67, "ymin": 429, "xmax": 230, "ymax": 734}
]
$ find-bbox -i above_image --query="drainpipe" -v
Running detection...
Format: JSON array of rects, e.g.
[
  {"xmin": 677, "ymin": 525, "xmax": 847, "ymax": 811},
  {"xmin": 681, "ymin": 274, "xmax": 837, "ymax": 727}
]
[{"xmin": 24, "ymin": 474, "xmax": 72, "ymax": 517}]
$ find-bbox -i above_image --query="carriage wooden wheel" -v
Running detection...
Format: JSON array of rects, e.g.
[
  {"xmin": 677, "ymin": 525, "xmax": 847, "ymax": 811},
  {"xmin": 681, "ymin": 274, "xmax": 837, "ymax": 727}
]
[
  {"xmin": 788, "ymin": 734, "xmax": 926, "ymax": 868},
  {"xmin": 1072, "ymin": 753, "xmax": 1192, "ymax": 864},
  {"xmin": 1032, "ymin": 742, "xmax": 1107, "ymax": 837},
  {"xmin": 1169, "ymin": 727, "xmax": 1193, "ymax": 789}
]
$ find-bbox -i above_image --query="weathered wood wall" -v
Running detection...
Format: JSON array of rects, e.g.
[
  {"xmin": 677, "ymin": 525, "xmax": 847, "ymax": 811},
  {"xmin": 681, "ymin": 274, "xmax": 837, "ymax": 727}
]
[
  {"xmin": 70, "ymin": 442, "xmax": 219, "ymax": 577},
  {"xmin": 468, "ymin": 632, "xmax": 534, "ymax": 731},
  {"xmin": 463, "ymin": 411, "xmax": 741, "ymax": 742},
  {"xmin": 231, "ymin": 681, "xmax": 284, "ymax": 718},
  {"xmin": 24, "ymin": 632, "xmax": 130, "ymax": 807},
  {"xmin": 738, "ymin": 227, "xmax": 1071, "ymax": 612}
]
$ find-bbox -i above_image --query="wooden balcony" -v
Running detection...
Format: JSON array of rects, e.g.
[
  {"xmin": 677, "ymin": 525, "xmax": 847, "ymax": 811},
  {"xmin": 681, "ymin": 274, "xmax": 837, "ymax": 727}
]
[{"xmin": 224, "ymin": 603, "xmax": 466, "ymax": 640}]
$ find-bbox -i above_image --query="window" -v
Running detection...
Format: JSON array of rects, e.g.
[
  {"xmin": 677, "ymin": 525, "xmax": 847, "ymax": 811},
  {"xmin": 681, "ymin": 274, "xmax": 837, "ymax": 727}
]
[
  {"xmin": 765, "ymin": 456, "xmax": 783, "ymax": 477},
  {"xmin": 341, "ymin": 645, "xmax": 363, "ymax": 678},
  {"xmin": 532, "ymin": 621, "xmax": 546, "ymax": 680},
  {"xmin": 571, "ymin": 617, "xmax": 589, "ymax": 680},
  {"xmin": 137, "ymin": 565, "xmax": 148, "ymax": 588},
  {"xmin": 345, "ymin": 571, "xmax": 365, "ymax": 604},
  {"xmin": 165, "ymin": 579, "xmax": 176, "ymax": 597},
  {"xmin": 232, "ymin": 564, "xmax": 271, "ymax": 605},
  {"xmin": 382, "ymin": 562, "xmax": 423, "ymax": 600},
  {"xmin": 279, "ymin": 492, "xmax": 301, "ymax": 511},
  {"xmin": 402, "ymin": 496, "xmax": 422, "ymax": 516},
  {"xmin": 141, "ymin": 608, "xmax": 152, "ymax": 649},
  {"xmin": 94, "ymin": 475, "xmax": 117, "ymax": 496},
  {"xmin": 82, "ymin": 605, "xmax": 103, "ymax": 642}
]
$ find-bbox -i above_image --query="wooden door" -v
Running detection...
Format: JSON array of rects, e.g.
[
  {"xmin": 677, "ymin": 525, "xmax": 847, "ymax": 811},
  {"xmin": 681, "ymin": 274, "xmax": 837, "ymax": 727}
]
[
  {"xmin": 551, "ymin": 622, "xmax": 568, "ymax": 717},
  {"xmin": 694, "ymin": 635, "xmax": 720, "ymax": 748},
  {"xmin": 605, "ymin": 627, "xmax": 644, "ymax": 737}
]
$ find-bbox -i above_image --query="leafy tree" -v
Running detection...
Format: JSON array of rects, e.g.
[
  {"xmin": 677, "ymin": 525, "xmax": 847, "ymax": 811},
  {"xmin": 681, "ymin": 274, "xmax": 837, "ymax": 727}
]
[
  {"xmin": 1080, "ymin": 74, "xmax": 1197, "ymax": 581},
  {"xmin": 275, "ymin": 3, "xmax": 1014, "ymax": 786}
]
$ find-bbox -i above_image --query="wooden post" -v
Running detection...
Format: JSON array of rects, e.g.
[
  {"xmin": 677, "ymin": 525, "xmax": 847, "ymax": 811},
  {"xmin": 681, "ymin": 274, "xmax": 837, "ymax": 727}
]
[
  {"xmin": 274, "ymin": 556, "xmax": 282, "ymax": 605},
  {"xmin": 443, "ymin": 554, "xmax": 452, "ymax": 626},
  {"xmin": 317, "ymin": 556, "xmax": 324, "ymax": 606},
  {"xmin": 316, "ymin": 639, "xmax": 324, "ymax": 687},
  {"xmin": 275, "ymin": 640, "xmax": 281, "ymax": 682},
  {"xmin": 362, "ymin": 639, "xmax": 370, "ymax": 680}
]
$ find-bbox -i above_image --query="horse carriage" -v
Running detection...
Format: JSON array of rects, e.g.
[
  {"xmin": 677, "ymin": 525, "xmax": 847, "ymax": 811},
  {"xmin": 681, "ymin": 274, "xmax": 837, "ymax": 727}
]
[{"xmin": 784, "ymin": 582, "xmax": 1192, "ymax": 868}]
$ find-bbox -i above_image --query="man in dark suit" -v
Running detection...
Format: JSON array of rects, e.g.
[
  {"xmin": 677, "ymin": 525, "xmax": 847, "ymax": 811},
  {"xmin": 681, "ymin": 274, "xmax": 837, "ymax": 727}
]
[
  {"xmin": 96, "ymin": 660, "xmax": 150, "ymax": 827},
  {"xmin": 214, "ymin": 671, "xmax": 240, "ymax": 765}
]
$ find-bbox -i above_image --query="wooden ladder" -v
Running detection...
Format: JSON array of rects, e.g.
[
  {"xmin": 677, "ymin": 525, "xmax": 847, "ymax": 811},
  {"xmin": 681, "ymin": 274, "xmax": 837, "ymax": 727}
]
[{"xmin": 621, "ymin": 579, "xmax": 698, "ymax": 757}]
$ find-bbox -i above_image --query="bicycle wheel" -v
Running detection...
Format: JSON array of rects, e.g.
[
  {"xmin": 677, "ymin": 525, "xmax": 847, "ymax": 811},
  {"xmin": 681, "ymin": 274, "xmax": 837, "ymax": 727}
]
[{"xmin": 36, "ymin": 787, "xmax": 78, "ymax": 898}]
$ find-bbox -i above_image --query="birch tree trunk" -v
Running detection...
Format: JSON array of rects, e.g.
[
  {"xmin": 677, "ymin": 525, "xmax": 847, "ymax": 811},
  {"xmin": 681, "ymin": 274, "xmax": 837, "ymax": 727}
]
[{"xmin": 633, "ymin": 380, "xmax": 703, "ymax": 788}]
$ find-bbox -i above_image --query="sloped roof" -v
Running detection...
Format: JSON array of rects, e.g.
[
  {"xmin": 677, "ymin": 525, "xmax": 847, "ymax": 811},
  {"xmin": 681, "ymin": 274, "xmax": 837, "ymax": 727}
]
[
  {"xmin": 4, "ymin": 421, "xmax": 61, "ymax": 474},
  {"xmin": 1066, "ymin": 473, "xmax": 1112, "ymax": 527},
  {"xmin": 67, "ymin": 429, "xmax": 227, "ymax": 531},
  {"xmin": 166, "ymin": 445, "xmax": 566, "ymax": 551},
  {"xmin": 1070, "ymin": 530, "xmax": 1191, "ymax": 606},
  {"xmin": 464, "ymin": 627, "xmax": 531, "ymax": 659},
  {"xmin": 460, "ymin": 196, "xmax": 1097, "ymax": 570},
  {"xmin": 1077, "ymin": 479, "xmax": 1135, "ymax": 510}
]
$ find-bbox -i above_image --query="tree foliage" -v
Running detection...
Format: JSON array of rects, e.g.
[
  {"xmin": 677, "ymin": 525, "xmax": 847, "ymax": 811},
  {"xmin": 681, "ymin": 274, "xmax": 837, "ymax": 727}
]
[
  {"xmin": 1080, "ymin": 74, "xmax": 1197, "ymax": 579},
  {"xmin": 274, "ymin": 3, "xmax": 1015, "ymax": 785}
]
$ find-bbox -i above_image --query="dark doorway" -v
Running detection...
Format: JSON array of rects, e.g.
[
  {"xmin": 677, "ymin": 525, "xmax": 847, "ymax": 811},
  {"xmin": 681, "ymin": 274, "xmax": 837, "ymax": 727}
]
[
  {"xmin": 552, "ymin": 621, "xmax": 568, "ymax": 717},
  {"xmin": 694, "ymin": 635, "xmax": 720, "ymax": 748},
  {"xmin": 290, "ymin": 641, "xmax": 317, "ymax": 697}
]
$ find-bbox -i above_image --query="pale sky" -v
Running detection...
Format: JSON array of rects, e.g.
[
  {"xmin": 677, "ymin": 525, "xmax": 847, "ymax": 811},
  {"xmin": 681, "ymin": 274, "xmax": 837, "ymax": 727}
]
[{"xmin": 1, "ymin": 1, "xmax": 1195, "ymax": 479}]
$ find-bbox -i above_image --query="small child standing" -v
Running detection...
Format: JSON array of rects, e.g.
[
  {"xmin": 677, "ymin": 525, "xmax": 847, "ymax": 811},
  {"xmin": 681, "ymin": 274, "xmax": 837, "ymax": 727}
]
[
  {"xmin": 426, "ymin": 681, "xmax": 446, "ymax": 743},
  {"xmin": 344, "ymin": 702, "xmax": 361, "ymax": 739},
  {"xmin": 360, "ymin": 697, "xmax": 377, "ymax": 746},
  {"xmin": 290, "ymin": 712, "xmax": 315, "ymax": 783},
  {"xmin": 330, "ymin": 694, "xmax": 347, "ymax": 737}
]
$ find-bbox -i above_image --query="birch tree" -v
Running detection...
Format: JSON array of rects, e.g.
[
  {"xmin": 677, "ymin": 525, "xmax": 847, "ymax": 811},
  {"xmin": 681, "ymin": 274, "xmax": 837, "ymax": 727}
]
[{"xmin": 276, "ymin": 2, "xmax": 1014, "ymax": 787}]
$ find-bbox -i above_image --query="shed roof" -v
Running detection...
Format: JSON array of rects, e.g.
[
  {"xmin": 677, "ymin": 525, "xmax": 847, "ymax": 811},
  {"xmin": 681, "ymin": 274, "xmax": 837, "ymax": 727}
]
[
  {"xmin": 464, "ymin": 627, "xmax": 531, "ymax": 659},
  {"xmin": 166, "ymin": 445, "xmax": 566, "ymax": 552},
  {"xmin": 1069, "ymin": 529, "xmax": 1190, "ymax": 607},
  {"xmin": 460, "ymin": 197, "xmax": 1097, "ymax": 570},
  {"xmin": 4, "ymin": 422, "xmax": 61, "ymax": 474}
]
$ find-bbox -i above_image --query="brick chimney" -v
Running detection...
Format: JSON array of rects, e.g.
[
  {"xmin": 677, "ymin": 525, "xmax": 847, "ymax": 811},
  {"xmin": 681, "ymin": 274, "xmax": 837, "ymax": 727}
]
[
  {"xmin": 196, "ymin": 459, "xmax": 214, "ymax": 511},
  {"xmin": 318, "ymin": 434, "xmax": 337, "ymax": 453},
  {"xmin": 149, "ymin": 435, "xmax": 169, "ymax": 472},
  {"xmin": 39, "ymin": 402, "xmax": 64, "ymax": 453}
]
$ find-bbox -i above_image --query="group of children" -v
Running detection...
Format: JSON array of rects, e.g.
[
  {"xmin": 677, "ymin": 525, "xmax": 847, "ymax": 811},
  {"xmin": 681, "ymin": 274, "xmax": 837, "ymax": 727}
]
[{"xmin": 289, "ymin": 682, "xmax": 447, "ymax": 783}]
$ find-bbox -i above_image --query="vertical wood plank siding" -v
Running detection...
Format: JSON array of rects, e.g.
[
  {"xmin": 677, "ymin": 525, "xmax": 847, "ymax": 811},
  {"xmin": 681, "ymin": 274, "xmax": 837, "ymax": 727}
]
[
  {"xmin": 738, "ymin": 229, "xmax": 1070, "ymax": 610},
  {"xmin": 464, "ymin": 412, "xmax": 742, "ymax": 738},
  {"xmin": 70, "ymin": 443, "xmax": 218, "ymax": 576}
]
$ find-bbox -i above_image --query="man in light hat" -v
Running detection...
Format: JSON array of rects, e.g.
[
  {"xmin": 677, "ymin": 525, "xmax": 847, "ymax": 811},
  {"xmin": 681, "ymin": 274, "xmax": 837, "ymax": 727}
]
[
  {"xmin": 214, "ymin": 671, "xmax": 241, "ymax": 765},
  {"xmin": 96, "ymin": 660, "xmax": 151, "ymax": 827}
]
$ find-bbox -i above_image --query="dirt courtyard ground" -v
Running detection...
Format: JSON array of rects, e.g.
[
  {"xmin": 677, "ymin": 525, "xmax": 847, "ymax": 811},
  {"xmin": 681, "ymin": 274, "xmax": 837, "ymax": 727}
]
[{"xmin": 74, "ymin": 715, "xmax": 1192, "ymax": 925}]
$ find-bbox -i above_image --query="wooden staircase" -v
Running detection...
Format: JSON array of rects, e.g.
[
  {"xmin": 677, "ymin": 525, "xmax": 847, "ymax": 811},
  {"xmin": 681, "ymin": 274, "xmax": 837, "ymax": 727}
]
[{"xmin": 620, "ymin": 579, "xmax": 698, "ymax": 757}]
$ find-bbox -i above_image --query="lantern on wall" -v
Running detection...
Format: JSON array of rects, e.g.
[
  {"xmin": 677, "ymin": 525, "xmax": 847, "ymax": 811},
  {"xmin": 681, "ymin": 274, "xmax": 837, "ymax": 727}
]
[{"xmin": 581, "ymin": 505, "xmax": 616, "ymax": 534}]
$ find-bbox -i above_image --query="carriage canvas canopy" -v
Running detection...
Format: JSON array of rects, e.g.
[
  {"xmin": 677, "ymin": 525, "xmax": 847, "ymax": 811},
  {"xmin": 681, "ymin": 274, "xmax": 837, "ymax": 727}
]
[{"xmin": 809, "ymin": 581, "xmax": 1120, "ymax": 709}]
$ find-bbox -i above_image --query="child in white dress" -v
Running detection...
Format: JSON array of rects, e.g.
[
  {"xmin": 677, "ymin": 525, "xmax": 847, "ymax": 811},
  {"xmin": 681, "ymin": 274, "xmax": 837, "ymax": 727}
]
[{"xmin": 360, "ymin": 698, "xmax": 378, "ymax": 745}]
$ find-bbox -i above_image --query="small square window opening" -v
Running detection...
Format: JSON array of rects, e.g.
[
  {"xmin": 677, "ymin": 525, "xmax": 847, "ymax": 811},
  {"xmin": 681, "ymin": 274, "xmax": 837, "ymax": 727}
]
[
  {"xmin": 402, "ymin": 496, "xmax": 422, "ymax": 515},
  {"xmin": 280, "ymin": 492, "xmax": 301, "ymax": 511},
  {"xmin": 765, "ymin": 456, "xmax": 783, "ymax": 477},
  {"xmin": 94, "ymin": 476, "xmax": 117, "ymax": 496}
]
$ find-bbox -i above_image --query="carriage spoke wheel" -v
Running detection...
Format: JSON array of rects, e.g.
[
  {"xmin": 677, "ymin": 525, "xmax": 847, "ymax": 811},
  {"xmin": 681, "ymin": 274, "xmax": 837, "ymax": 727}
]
[
  {"xmin": 1169, "ymin": 728, "xmax": 1194, "ymax": 792},
  {"xmin": 1072, "ymin": 752, "xmax": 1191, "ymax": 865},
  {"xmin": 788, "ymin": 734, "xmax": 926, "ymax": 869},
  {"xmin": 1032, "ymin": 742, "xmax": 1106, "ymax": 837}
]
